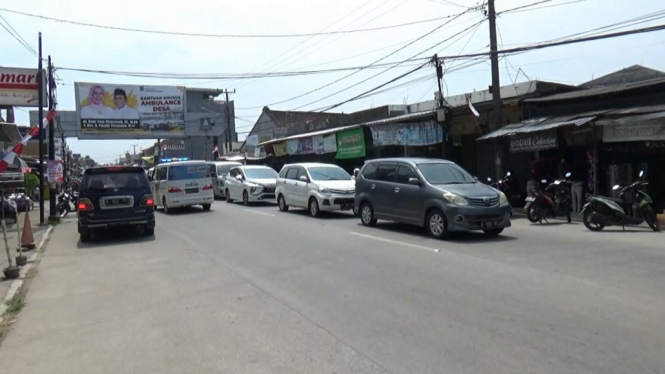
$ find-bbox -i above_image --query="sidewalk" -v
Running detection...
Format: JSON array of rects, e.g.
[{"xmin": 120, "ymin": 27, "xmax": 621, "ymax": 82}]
[{"xmin": 0, "ymin": 207, "xmax": 50, "ymax": 303}]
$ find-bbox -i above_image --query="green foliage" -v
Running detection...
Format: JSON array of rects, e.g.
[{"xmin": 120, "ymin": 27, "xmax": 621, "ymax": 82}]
[{"xmin": 23, "ymin": 173, "xmax": 39, "ymax": 194}]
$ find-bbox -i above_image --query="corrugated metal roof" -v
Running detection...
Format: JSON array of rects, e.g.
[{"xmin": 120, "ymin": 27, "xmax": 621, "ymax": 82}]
[
  {"xmin": 524, "ymin": 77, "xmax": 665, "ymax": 104},
  {"xmin": 259, "ymin": 124, "xmax": 361, "ymax": 146},
  {"xmin": 258, "ymin": 110, "xmax": 436, "ymax": 146},
  {"xmin": 477, "ymin": 115, "xmax": 596, "ymax": 140}
]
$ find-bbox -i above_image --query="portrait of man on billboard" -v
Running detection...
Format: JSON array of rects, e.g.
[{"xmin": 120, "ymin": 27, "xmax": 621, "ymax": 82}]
[
  {"xmin": 79, "ymin": 85, "xmax": 114, "ymax": 119},
  {"xmin": 113, "ymin": 88, "xmax": 140, "ymax": 119}
]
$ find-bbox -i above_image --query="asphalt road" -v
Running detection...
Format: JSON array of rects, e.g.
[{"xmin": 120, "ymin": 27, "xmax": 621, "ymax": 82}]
[{"xmin": 1, "ymin": 200, "xmax": 663, "ymax": 374}]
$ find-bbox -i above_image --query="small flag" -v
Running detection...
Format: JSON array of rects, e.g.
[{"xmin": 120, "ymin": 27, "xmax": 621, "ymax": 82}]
[{"xmin": 466, "ymin": 94, "xmax": 480, "ymax": 117}]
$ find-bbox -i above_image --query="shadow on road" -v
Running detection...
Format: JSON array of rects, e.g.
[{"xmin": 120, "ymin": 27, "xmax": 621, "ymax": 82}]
[
  {"xmin": 77, "ymin": 232, "xmax": 156, "ymax": 248},
  {"xmin": 156, "ymin": 206, "xmax": 214, "ymax": 216},
  {"xmin": 282, "ymin": 209, "xmax": 356, "ymax": 220},
  {"xmin": 366, "ymin": 222, "xmax": 518, "ymax": 244}
]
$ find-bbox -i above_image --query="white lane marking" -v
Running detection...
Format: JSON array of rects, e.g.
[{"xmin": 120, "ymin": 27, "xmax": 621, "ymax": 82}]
[
  {"xmin": 243, "ymin": 209, "xmax": 275, "ymax": 217},
  {"xmin": 349, "ymin": 232, "xmax": 440, "ymax": 253}
]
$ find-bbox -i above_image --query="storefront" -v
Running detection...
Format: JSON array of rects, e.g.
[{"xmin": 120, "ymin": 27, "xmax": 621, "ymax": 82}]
[
  {"xmin": 258, "ymin": 111, "xmax": 442, "ymax": 174},
  {"xmin": 477, "ymin": 115, "xmax": 598, "ymax": 210},
  {"xmin": 599, "ymin": 110, "xmax": 665, "ymax": 213}
]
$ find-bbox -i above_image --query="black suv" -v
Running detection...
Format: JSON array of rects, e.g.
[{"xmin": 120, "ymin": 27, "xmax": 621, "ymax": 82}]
[{"xmin": 77, "ymin": 166, "xmax": 155, "ymax": 242}]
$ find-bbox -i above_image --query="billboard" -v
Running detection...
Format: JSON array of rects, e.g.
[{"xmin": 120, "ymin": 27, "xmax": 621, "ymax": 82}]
[
  {"xmin": 0, "ymin": 67, "xmax": 46, "ymax": 107},
  {"xmin": 75, "ymin": 82, "xmax": 186, "ymax": 138}
]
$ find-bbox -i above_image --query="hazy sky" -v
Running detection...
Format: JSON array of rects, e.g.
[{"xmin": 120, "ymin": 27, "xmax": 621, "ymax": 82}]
[{"xmin": 2, "ymin": 0, "xmax": 664, "ymax": 163}]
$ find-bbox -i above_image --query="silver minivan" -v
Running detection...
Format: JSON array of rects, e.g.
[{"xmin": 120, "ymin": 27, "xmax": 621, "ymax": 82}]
[
  {"xmin": 206, "ymin": 161, "xmax": 242, "ymax": 199},
  {"xmin": 355, "ymin": 158, "xmax": 512, "ymax": 239},
  {"xmin": 276, "ymin": 163, "xmax": 356, "ymax": 217}
]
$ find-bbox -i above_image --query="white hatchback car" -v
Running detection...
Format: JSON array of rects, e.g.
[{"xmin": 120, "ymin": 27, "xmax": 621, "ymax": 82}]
[
  {"xmin": 276, "ymin": 163, "xmax": 356, "ymax": 217},
  {"xmin": 224, "ymin": 165, "xmax": 279, "ymax": 205}
]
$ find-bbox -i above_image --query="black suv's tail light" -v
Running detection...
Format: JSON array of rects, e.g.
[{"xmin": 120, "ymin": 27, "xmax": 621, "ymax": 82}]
[
  {"xmin": 141, "ymin": 194, "xmax": 154, "ymax": 207},
  {"xmin": 77, "ymin": 198, "xmax": 94, "ymax": 212}
]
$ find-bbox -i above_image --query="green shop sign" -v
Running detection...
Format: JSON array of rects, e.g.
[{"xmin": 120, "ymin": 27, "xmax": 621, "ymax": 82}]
[{"xmin": 335, "ymin": 128, "xmax": 366, "ymax": 159}]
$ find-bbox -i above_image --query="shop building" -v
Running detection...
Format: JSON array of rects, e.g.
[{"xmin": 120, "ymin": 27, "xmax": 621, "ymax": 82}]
[{"xmin": 477, "ymin": 65, "xmax": 665, "ymax": 213}]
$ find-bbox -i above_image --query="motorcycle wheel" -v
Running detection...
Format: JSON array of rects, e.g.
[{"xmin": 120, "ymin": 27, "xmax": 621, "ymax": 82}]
[
  {"xmin": 57, "ymin": 204, "xmax": 69, "ymax": 218},
  {"xmin": 582, "ymin": 210, "xmax": 604, "ymax": 231},
  {"xmin": 644, "ymin": 206, "xmax": 660, "ymax": 232},
  {"xmin": 526, "ymin": 204, "xmax": 541, "ymax": 223}
]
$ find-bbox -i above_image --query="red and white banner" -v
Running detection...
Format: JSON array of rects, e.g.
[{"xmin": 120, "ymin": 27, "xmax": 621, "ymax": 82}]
[{"xmin": 0, "ymin": 110, "xmax": 55, "ymax": 173}]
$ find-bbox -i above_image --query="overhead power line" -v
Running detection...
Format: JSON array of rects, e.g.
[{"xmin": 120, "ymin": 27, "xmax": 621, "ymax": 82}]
[
  {"xmin": 0, "ymin": 7, "xmax": 471, "ymax": 38},
  {"xmin": 56, "ymin": 59, "xmax": 429, "ymax": 79},
  {"xmin": 436, "ymin": 23, "xmax": 665, "ymax": 61}
]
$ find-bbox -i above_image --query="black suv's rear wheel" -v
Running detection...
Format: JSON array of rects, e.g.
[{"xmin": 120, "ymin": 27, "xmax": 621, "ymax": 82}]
[{"xmin": 80, "ymin": 231, "xmax": 91, "ymax": 242}]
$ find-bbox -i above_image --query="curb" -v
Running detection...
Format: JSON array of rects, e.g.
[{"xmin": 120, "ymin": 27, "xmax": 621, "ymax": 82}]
[{"xmin": 0, "ymin": 225, "xmax": 54, "ymax": 323}]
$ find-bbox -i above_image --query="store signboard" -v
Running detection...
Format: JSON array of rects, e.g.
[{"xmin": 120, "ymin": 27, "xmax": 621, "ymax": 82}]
[
  {"xmin": 370, "ymin": 120, "xmax": 443, "ymax": 146},
  {"xmin": 0, "ymin": 67, "xmax": 46, "ymax": 106},
  {"xmin": 509, "ymin": 130, "xmax": 558, "ymax": 152},
  {"xmin": 336, "ymin": 128, "xmax": 365, "ymax": 159},
  {"xmin": 603, "ymin": 123, "xmax": 665, "ymax": 142}
]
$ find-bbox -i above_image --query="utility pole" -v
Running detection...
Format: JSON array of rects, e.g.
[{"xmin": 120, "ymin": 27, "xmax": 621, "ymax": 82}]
[
  {"xmin": 488, "ymin": 0, "xmax": 503, "ymax": 179},
  {"xmin": 223, "ymin": 89, "xmax": 236, "ymax": 155},
  {"xmin": 37, "ymin": 33, "xmax": 45, "ymax": 225},
  {"xmin": 130, "ymin": 143, "xmax": 138, "ymax": 155},
  {"xmin": 432, "ymin": 54, "xmax": 451, "ymax": 159},
  {"xmin": 47, "ymin": 55, "xmax": 56, "ymax": 221}
]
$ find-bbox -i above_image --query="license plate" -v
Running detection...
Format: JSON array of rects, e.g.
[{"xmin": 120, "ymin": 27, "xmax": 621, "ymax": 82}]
[
  {"xmin": 341, "ymin": 203, "xmax": 353, "ymax": 210},
  {"xmin": 107, "ymin": 198, "xmax": 129, "ymax": 206},
  {"xmin": 481, "ymin": 221, "xmax": 497, "ymax": 229},
  {"xmin": 185, "ymin": 188, "xmax": 199, "ymax": 194}
]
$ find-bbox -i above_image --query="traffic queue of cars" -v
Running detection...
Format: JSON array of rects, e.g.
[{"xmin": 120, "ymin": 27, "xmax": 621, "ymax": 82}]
[
  {"xmin": 208, "ymin": 158, "xmax": 512, "ymax": 239},
  {"xmin": 75, "ymin": 158, "xmax": 513, "ymax": 242}
]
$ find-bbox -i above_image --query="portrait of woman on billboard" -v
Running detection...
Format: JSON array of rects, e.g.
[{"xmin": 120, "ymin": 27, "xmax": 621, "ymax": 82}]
[{"xmin": 79, "ymin": 85, "xmax": 114, "ymax": 119}]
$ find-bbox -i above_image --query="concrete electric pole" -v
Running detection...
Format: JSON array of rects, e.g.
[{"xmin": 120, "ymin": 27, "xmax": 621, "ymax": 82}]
[{"xmin": 488, "ymin": 0, "xmax": 503, "ymax": 179}]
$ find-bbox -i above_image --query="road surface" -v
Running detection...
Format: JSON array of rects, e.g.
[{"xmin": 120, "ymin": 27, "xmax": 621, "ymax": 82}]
[{"xmin": 0, "ymin": 201, "xmax": 663, "ymax": 373}]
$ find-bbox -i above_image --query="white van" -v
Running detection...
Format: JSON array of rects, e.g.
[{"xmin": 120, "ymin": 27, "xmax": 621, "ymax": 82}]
[
  {"xmin": 150, "ymin": 160, "xmax": 214, "ymax": 214},
  {"xmin": 206, "ymin": 161, "xmax": 242, "ymax": 199}
]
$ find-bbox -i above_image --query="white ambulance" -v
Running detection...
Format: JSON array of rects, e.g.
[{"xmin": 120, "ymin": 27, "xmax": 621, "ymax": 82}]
[{"xmin": 149, "ymin": 160, "xmax": 214, "ymax": 214}]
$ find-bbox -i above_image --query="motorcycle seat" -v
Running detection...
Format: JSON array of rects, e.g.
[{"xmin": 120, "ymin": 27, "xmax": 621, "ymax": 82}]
[{"xmin": 590, "ymin": 195, "xmax": 627, "ymax": 204}]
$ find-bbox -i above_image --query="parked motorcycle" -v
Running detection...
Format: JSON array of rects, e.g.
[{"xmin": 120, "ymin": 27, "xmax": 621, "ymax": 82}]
[
  {"xmin": 487, "ymin": 172, "xmax": 515, "ymax": 216},
  {"xmin": 582, "ymin": 170, "xmax": 659, "ymax": 232},
  {"xmin": 524, "ymin": 172, "xmax": 573, "ymax": 224},
  {"xmin": 56, "ymin": 188, "xmax": 78, "ymax": 218}
]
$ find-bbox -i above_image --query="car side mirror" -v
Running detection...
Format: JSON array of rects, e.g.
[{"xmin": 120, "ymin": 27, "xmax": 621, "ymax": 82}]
[
  {"xmin": 299, "ymin": 175, "xmax": 309, "ymax": 183},
  {"xmin": 408, "ymin": 178, "xmax": 422, "ymax": 186}
]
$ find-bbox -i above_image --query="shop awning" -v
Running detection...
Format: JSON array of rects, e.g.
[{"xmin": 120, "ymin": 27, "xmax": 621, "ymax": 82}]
[
  {"xmin": 0, "ymin": 122, "xmax": 22, "ymax": 143},
  {"xmin": 477, "ymin": 115, "xmax": 597, "ymax": 140},
  {"xmin": 258, "ymin": 110, "xmax": 437, "ymax": 146},
  {"xmin": 597, "ymin": 110, "xmax": 665, "ymax": 143}
]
